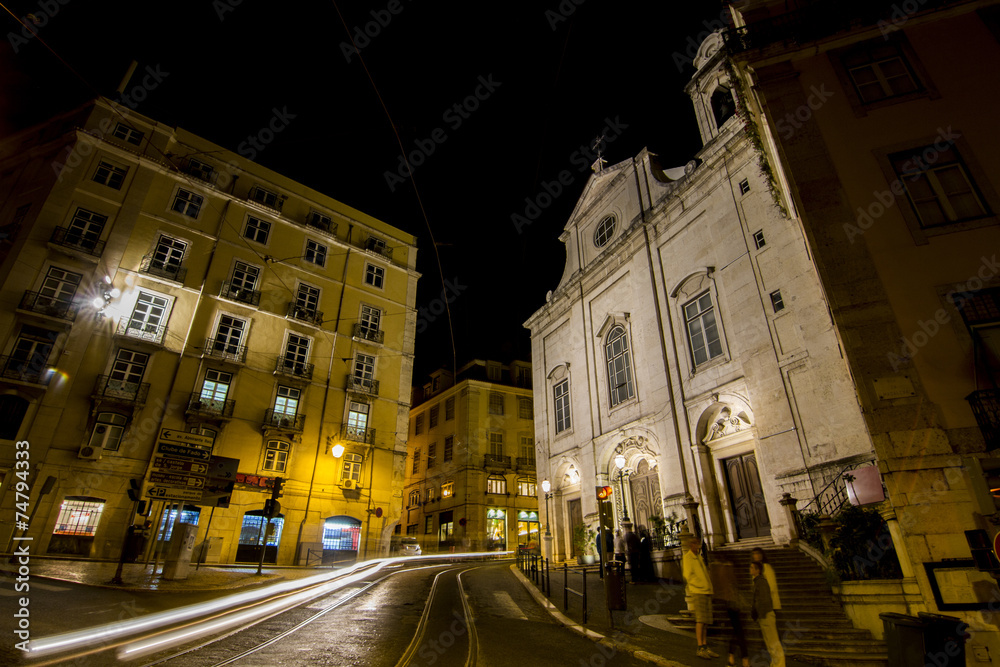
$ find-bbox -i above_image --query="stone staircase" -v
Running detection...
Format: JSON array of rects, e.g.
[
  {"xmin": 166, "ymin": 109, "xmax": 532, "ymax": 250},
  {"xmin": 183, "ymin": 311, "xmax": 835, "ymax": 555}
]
[{"xmin": 668, "ymin": 539, "xmax": 888, "ymax": 666}]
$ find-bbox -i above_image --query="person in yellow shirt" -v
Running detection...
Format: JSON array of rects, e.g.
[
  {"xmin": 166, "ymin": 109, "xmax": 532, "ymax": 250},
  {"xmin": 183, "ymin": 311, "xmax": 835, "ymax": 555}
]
[
  {"xmin": 682, "ymin": 533, "xmax": 718, "ymax": 660},
  {"xmin": 751, "ymin": 561, "xmax": 785, "ymax": 667}
]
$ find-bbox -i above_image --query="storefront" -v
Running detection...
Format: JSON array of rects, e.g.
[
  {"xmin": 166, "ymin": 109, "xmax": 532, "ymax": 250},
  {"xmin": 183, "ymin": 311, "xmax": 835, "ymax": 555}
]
[
  {"xmin": 516, "ymin": 510, "xmax": 539, "ymax": 553},
  {"xmin": 485, "ymin": 508, "xmax": 506, "ymax": 551}
]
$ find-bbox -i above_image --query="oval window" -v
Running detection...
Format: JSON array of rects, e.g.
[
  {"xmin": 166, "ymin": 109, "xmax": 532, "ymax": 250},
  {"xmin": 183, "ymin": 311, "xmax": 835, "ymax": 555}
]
[{"xmin": 594, "ymin": 215, "xmax": 616, "ymax": 248}]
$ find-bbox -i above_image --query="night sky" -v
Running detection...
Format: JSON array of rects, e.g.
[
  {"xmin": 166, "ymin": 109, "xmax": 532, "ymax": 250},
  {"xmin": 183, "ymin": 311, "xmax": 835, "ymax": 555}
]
[{"xmin": 1, "ymin": 0, "xmax": 722, "ymax": 380}]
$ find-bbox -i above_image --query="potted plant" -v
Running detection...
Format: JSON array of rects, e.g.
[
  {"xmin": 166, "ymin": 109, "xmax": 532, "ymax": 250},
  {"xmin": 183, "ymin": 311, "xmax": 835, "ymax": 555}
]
[{"xmin": 573, "ymin": 523, "xmax": 597, "ymax": 565}]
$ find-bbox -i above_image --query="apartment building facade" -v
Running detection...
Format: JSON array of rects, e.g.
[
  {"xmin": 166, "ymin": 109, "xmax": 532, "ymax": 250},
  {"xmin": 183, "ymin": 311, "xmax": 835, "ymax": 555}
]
[{"xmin": 0, "ymin": 98, "xmax": 418, "ymax": 565}]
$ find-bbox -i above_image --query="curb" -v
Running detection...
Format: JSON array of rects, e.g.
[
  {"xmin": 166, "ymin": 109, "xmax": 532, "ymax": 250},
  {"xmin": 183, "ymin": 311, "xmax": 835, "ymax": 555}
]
[{"xmin": 508, "ymin": 564, "xmax": 691, "ymax": 667}]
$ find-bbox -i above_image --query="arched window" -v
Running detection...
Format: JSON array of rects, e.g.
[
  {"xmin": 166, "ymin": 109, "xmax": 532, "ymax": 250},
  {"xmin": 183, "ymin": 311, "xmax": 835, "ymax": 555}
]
[
  {"xmin": 711, "ymin": 86, "xmax": 735, "ymax": 129},
  {"xmin": 408, "ymin": 490, "xmax": 420, "ymax": 507},
  {"xmin": 605, "ymin": 326, "xmax": 635, "ymax": 407},
  {"xmin": 487, "ymin": 474, "xmax": 506, "ymax": 495},
  {"xmin": 0, "ymin": 395, "xmax": 29, "ymax": 440}
]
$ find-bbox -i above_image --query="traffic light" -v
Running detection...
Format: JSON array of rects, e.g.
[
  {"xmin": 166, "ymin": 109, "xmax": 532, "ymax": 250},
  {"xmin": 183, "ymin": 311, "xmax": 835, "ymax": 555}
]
[
  {"xmin": 271, "ymin": 477, "xmax": 284, "ymax": 500},
  {"xmin": 127, "ymin": 478, "xmax": 142, "ymax": 502},
  {"xmin": 596, "ymin": 486, "xmax": 614, "ymax": 500},
  {"xmin": 263, "ymin": 498, "xmax": 281, "ymax": 518}
]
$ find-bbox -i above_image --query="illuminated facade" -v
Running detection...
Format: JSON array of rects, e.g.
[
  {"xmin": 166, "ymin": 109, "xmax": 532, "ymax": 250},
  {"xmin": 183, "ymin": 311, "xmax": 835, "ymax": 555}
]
[{"xmin": 0, "ymin": 97, "xmax": 418, "ymax": 565}]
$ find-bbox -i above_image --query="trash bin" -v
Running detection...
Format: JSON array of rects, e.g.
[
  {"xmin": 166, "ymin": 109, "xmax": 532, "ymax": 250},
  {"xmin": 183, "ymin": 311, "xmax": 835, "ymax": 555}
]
[
  {"xmin": 918, "ymin": 612, "xmax": 968, "ymax": 666},
  {"xmin": 880, "ymin": 612, "xmax": 926, "ymax": 667},
  {"xmin": 605, "ymin": 560, "xmax": 627, "ymax": 611}
]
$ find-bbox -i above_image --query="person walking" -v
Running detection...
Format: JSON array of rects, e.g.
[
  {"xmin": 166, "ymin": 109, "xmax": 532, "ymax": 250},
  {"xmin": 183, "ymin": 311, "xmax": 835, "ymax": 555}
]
[
  {"xmin": 638, "ymin": 529, "xmax": 655, "ymax": 582},
  {"xmin": 682, "ymin": 532, "xmax": 718, "ymax": 660},
  {"xmin": 614, "ymin": 529, "xmax": 626, "ymax": 563},
  {"xmin": 750, "ymin": 548, "xmax": 781, "ymax": 615},
  {"xmin": 751, "ymin": 561, "xmax": 785, "ymax": 667},
  {"xmin": 625, "ymin": 524, "xmax": 641, "ymax": 583}
]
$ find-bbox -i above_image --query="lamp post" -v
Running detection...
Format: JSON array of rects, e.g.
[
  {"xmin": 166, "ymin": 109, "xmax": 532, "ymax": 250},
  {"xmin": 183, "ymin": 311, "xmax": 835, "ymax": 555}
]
[
  {"xmin": 614, "ymin": 452, "xmax": 630, "ymax": 522},
  {"xmin": 541, "ymin": 479, "xmax": 554, "ymax": 560}
]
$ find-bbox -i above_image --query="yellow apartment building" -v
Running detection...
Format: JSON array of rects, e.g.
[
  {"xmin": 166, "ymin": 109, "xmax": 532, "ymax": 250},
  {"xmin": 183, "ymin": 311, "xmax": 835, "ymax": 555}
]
[
  {"xmin": 402, "ymin": 360, "xmax": 538, "ymax": 553},
  {"xmin": 0, "ymin": 97, "xmax": 418, "ymax": 566}
]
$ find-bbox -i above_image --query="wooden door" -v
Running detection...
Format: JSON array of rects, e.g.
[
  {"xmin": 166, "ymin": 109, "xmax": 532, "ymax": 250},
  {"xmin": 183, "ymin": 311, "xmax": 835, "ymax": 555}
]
[
  {"xmin": 628, "ymin": 460, "xmax": 663, "ymax": 531},
  {"xmin": 567, "ymin": 498, "xmax": 583, "ymax": 557},
  {"xmin": 723, "ymin": 452, "xmax": 771, "ymax": 539}
]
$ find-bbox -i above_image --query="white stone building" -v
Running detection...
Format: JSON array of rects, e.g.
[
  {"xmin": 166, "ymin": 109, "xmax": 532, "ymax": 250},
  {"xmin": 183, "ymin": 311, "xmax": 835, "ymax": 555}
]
[{"xmin": 524, "ymin": 33, "xmax": 875, "ymax": 560}]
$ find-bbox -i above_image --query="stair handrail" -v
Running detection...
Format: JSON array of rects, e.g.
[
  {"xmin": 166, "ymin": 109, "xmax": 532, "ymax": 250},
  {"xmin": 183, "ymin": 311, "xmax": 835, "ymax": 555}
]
[{"xmin": 798, "ymin": 458, "xmax": 877, "ymax": 516}]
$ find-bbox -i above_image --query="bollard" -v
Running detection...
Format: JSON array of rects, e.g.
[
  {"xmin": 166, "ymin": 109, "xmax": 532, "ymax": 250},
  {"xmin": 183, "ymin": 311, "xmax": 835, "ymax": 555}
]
[
  {"xmin": 546, "ymin": 558, "xmax": 551, "ymax": 597},
  {"xmin": 582, "ymin": 567, "xmax": 588, "ymax": 625},
  {"xmin": 564, "ymin": 563, "xmax": 569, "ymax": 611}
]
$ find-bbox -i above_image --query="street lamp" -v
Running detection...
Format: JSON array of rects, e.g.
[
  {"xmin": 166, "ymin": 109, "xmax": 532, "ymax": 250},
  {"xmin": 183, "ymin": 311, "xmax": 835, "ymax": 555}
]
[
  {"xmin": 614, "ymin": 452, "xmax": 630, "ymax": 522},
  {"xmin": 541, "ymin": 479, "xmax": 554, "ymax": 538}
]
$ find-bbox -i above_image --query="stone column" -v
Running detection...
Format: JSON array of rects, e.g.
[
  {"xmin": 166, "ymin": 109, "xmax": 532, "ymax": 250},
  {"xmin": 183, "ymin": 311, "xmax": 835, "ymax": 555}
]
[
  {"xmin": 779, "ymin": 493, "xmax": 800, "ymax": 545},
  {"xmin": 879, "ymin": 505, "xmax": 914, "ymax": 579}
]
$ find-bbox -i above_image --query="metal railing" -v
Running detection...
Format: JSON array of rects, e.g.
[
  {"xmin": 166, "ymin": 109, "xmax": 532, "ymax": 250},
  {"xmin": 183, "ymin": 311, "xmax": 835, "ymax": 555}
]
[
  {"xmin": 343, "ymin": 425, "xmax": 375, "ymax": 444},
  {"xmin": 220, "ymin": 282, "xmax": 261, "ymax": 307},
  {"xmin": 286, "ymin": 302, "xmax": 324, "ymax": 325},
  {"xmin": 202, "ymin": 337, "xmax": 247, "ymax": 364},
  {"xmin": 115, "ymin": 319, "xmax": 167, "ymax": 345},
  {"xmin": 274, "ymin": 357, "xmax": 314, "ymax": 380},
  {"xmin": 247, "ymin": 186, "xmax": 283, "ymax": 212},
  {"xmin": 19, "ymin": 291, "xmax": 78, "ymax": 321},
  {"xmin": 484, "ymin": 454, "xmax": 511, "ymax": 468},
  {"xmin": 182, "ymin": 159, "xmax": 219, "ymax": 185},
  {"xmin": 50, "ymin": 226, "xmax": 105, "ymax": 257},
  {"xmin": 263, "ymin": 409, "xmax": 305, "ymax": 432},
  {"xmin": 186, "ymin": 392, "xmax": 235, "ymax": 418},
  {"xmin": 305, "ymin": 213, "xmax": 334, "ymax": 234},
  {"xmin": 93, "ymin": 375, "xmax": 150, "ymax": 404},
  {"xmin": 346, "ymin": 376, "xmax": 379, "ymax": 397},
  {"xmin": 363, "ymin": 236, "xmax": 392, "ymax": 260},
  {"xmin": 516, "ymin": 457, "xmax": 536, "ymax": 469},
  {"xmin": 968, "ymin": 389, "xmax": 1000, "ymax": 451},
  {"xmin": 650, "ymin": 518, "xmax": 688, "ymax": 550},
  {"xmin": 797, "ymin": 458, "xmax": 878, "ymax": 517},
  {"xmin": 0, "ymin": 355, "xmax": 51, "ymax": 385},
  {"xmin": 352, "ymin": 323, "xmax": 384, "ymax": 344},
  {"xmin": 140, "ymin": 254, "xmax": 187, "ymax": 282}
]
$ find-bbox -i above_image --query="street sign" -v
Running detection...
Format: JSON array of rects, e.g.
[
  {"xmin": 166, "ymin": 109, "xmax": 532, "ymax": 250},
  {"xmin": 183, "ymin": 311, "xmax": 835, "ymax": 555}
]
[
  {"xmin": 151, "ymin": 457, "xmax": 209, "ymax": 475},
  {"xmin": 156, "ymin": 442, "xmax": 212, "ymax": 461},
  {"xmin": 149, "ymin": 471, "xmax": 206, "ymax": 488},
  {"xmin": 144, "ymin": 484, "xmax": 204, "ymax": 502},
  {"xmin": 159, "ymin": 428, "xmax": 214, "ymax": 449}
]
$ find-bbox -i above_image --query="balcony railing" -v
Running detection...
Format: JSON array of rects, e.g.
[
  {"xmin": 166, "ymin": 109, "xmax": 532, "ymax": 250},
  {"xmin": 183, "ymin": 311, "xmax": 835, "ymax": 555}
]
[
  {"xmin": 247, "ymin": 186, "xmax": 283, "ymax": 212},
  {"xmin": 364, "ymin": 236, "xmax": 393, "ymax": 260},
  {"xmin": 93, "ymin": 374, "xmax": 150, "ymax": 404},
  {"xmin": 140, "ymin": 254, "xmax": 187, "ymax": 283},
  {"xmin": 484, "ymin": 454, "xmax": 511, "ymax": 468},
  {"xmin": 347, "ymin": 376, "xmax": 379, "ymax": 397},
  {"xmin": 274, "ymin": 357, "xmax": 314, "ymax": 380},
  {"xmin": 306, "ymin": 212, "xmax": 334, "ymax": 234},
  {"xmin": 0, "ymin": 355, "xmax": 51, "ymax": 385},
  {"xmin": 352, "ymin": 323, "xmax": 384, "ymax": 344},
  {"xmin": 516, "ymin": 457, "xmax": 536, "ymax": 469},
  {"xmin": 115, "ymin": 318, "xmax": 167, "ymax": 345},
  {"xmin": 286, "ymin": 302, "xmax": 324, "ymax": 325},
  {"xmin": 19, "ymin": 291, "xmax": 78, "ymax": 321},
  {"xmin": 182, "ymin": 159, "xmax": 218, "ymax": 185},
  {"xmin": 202, "ymin": 337, "xmax": 247, "ymax": 364},
  {"xmin": 969, "ymin": 389, "xmax": 1000, "ymax": 451},
  {"xmin": 343, "ymin": 424, "xmax": 375, "ymax": 444},
  {"xmin": 50, "ymin": 226, "xmax": 105, "ymax": 257},
  {"xmin": 263, "ymin": 409, "xmax": 305, "ymax": 433},
  {"xmin": 187, "ymin": 392, "xmax": 235, "ymax": 418},
  {"xmin": 220, "ymin": 282, "xmax": 261, "ymax": 307}
]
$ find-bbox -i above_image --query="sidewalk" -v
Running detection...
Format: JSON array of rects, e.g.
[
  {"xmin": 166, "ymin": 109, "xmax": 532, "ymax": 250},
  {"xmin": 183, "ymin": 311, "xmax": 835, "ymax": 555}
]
[
  {"xmin": 0, "ymin": 555, "xmax": 328, "ymax": 593},
  {"xmin": 512, "ymin": 559, "xmax": 812, "ymax": 667}
]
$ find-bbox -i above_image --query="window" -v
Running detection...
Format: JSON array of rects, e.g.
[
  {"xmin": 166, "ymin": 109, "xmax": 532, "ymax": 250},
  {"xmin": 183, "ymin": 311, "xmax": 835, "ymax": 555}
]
[
  {"xmin": 515, "ymin": 366, "xmax": 532, "ymax": 388},
  {"xmin": 87, "ymin": 412, "xmax": 127, "ymax": 451},
  {"xmin": 353, "ymin": 353, "xmax": 375, "ymax": 388},
  {"xmin": 156, "ymin": 506, "xmax": 201, "ymax": 542},
  {"xmin": 890, "ymin": 145, "xmax": 989, "ymax": 228},
  {"xmin": 594, "ymin": 214, "xmax": 617, "ymax": 248},
  {"xmin": 93, "ymin": 160, "xmax": 127, "ymax": 189},
  {"xmin": 108, "ymin": 349, "xmax": 148, "ymax": 394},
  {"xmin": 429, "ymin": 405, "xmax": 439, "ymax": 429},
  {"xmin": 186, "ymin": 159, "xmax": 215, "ymax": 182},
  {"xmin": 282, "ymin": 333, "xmax": 310, "ymax": 374},
  {"xmin": 172, "ymin": 189, "xmax": 203, "ymax": 218},
  {"xmin": 518, "ymin": 479, "xmax": 536, "ymax": 496},
  {"xmin": 487, "ymin": 475, "xmax": 506, "ymax": 495},
  {"xmin": 406, "ymin": 524, "xmax": 418, "ymax": 536},
  {"xmin": 445, "ymin": 396, "xmax": 455, "ymax": 420},
  {"xmin": 770, "ymin": 290, "xmax": 785, "ymax": 313},
  {"xmin": 273, "ymin": 385, "xmax": 300, "ymax": 416},
  {"xmin": 226, "ymin": 261, "xmax": 260, "ymax": 305},
  {"xmin": 489, "ymin": 392, "xmax": 504, "ymax": 415},
  {"xmin": 412, "ymin": 449, "xmax": 420, "ymax": 474},
  {"xmin": 359, "ymin": 305, "xmax": 381, "ymax": 339},
  {"xmin": 65, "ymin": 208, "xmax": 107, "ymax": 251},
  {"xmin": 52, "ymin": 498, "xmax": 105, "ymax": 536},
  {"xmin": 489, "ymin": 431, "xmax": 503, "ymax": 456},
  {"xmin": 711, "ymin": 86, "xmax": 736, "ymax": 128},
  {"xmin": 112, "ymin": 123, "xmax": 143, "ymax": 145},
  {"xmin": 487, "ymin": 363, "xmax": 502, "ymax": 381},
  {"xmin": 444, "ymin": 435, "xmax": 454, "ymax": 462},
  {"xmin": 605, "ymin": 325, "xmax": 635, "ymax": 407},
  {"xmin": 364, "ymin": 263, "xmax": 385, "ymax": 289},
  {"xmin": 425, "ymin": 486, "xmax": 434, "ymax": 502},
  {"xmin": 263, "ymin": 440, "xmax": 290, "ymax": 472},
  {"xmin": 5, "ymin": 325, "xmax": 56, "ymax": 383},
  {"xmin": 520, "ymin": 436, "xmax": 534, "ymax": 464},
  {"xmin": 553, "ymin": 379, "xmax": 571, "ymax": 433},
  {"xmin": 37, "ymin": 266, "xmax": 82, "ymax": 313},
  {"xmin": 518, "ymin": 397, "xmax": 533, "ymax": 419},
  {"xmin": 240, "ymin": 512, "xmax": 284, "ymax": 548},
  {"xmin": 425, "ymin": 516, "xmax": 434, "ymax": 533},
  {"xmin": 150, "ymin": 235, "xmax": 187, "ymax": 277},
  {"xmin": 366, "ymin": 235, "xmax": 388, "ymax": 256},
  {"xmin": 307, "ymin": 210, "xmax": 332, "ymax": 232},
  {"xmin": 427, "ymin": 442, "xmax": 436, "ymax": 469},
  {"xmin": 304, "ymin": 239, "xmax": 327, "ymax": 267},
  {"xmin": 125, "ymin": 291, "xmax": 169, "ymax": 342},
  {"xmin": 684, "ymin": 292, "xmax": 724, "ymax": 366},
  {"xmin": 343, "ymin": 452, "xmax": 363, "ymax": 482},
  {"xmin": 249, "ymin": 186, "xmax": 280, "ymax": 208},
  {"xmin": 295, "ymin": 283, "xmax": 320, "ymax": 315},
  {"xmin": 441, "ymin": 482, "xmax": 454, "ymax": 498},
  {"xmin": 409, "ymin": 490, "xmax": 420, "ymax": 507},
  {"xmin": 199, "ymin": 369, "xmax": 232, "ymax": 409},
  {"xmin": 213, "ymin": 315, "xmax": 247, "ymax": 357},
  {"xmin": 346, "ymin": 401, "xmax": 369, "ymax": 439},
  {"xmin": 322, "ymin": 518, "xmax": 360, "ymax": 551},
  {"xmin": 244, "ymin": 216, "xmax": 271, "ymax": 244},
  {"xmin": 753, "ymin": 230, "xmax": 766, "ymax": 249},
  {"xmin": 0, "ymin": 395, "xmax": 29, "ymax": 440},
  {"xmin": 844, "ymin": 42, "xmax": 920, "ymax": 104}
]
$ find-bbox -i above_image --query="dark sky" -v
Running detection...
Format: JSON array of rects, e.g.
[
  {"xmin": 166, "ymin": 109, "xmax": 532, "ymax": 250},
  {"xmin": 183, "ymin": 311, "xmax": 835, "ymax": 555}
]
[{"xmin": 1, "ymin": 0, "xmax": 722, "ymax": 380}]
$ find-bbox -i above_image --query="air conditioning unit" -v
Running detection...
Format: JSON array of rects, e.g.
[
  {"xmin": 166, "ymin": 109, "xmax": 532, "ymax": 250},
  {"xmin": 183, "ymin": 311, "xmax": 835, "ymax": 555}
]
[{"xmin": 342, "ymin": 479, "xmax": 356, "ymax": 490}]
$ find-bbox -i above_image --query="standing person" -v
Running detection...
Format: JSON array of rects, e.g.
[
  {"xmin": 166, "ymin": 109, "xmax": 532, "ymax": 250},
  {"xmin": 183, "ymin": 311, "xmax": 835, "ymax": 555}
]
[
  {"xmin": 625, "ymin": 524, "xmax": 641, "ymax": 582},
  {"xmin": 638, "ymin": 529, "xmax": 655, "ymax": 582},
  {"xmin": 751, "ymin": 561, "xmax": 785, "ymax": 667},
  {"xmin": 614, "ymin": 529, "xmax": 626, "ymax": 563},
  {"xmin": 682, "ymin": 533, "xmax": 718, "ymax": 659},
  {"xmin": 750, "ymin": 548, "xmax": 781, "ymax": 615},
  {"xmin": 715, "ymin": 556, "xmax": 749, "ymax": 667}
]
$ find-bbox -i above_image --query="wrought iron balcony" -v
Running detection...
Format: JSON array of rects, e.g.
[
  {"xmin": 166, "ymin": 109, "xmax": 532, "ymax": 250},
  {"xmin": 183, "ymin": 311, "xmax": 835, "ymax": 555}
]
[
  {"xmin": 140, "ymin": 254, "xmax": 187, "ymax": 283},
  {"xmin": 516, "ymin": 457, "xmax": 536, "ymax": 469},
  {"xmin": 93, "ymin": 374, "xmax": 149, "ymax": 405},
  {"xmin": 19, "ymin": 291, "xmax": 78, "ymax": 321},
  {"xmin": 0, "ymin": 355, "xmax": 52, "ymax": 385},
  {"xmin": 263, "ymin": 409, "xmax": 305, "ymax": 433},
  {"xmin": 306, "ymin": 212, "xmax": 334, "ymax": 233},
  {"xmin": 956, "ymin": 288, "xmax": 1000, "ymax": 328},
  {"xmin": 484, "ymin": 454, "xmax": 511, "ymax": 469},
  {"xmin": 968, "ymin": 389, "xmax": 1000, "ymax": 451},
  {"xmin": 343, "ymin": 424, "xmax": 375, "ymax": 444},
  {"xmin": 115, "ymin": 318, "xmax": 167, "ymax": 345},
  {"xmin": 352, "ymin": 323, "xmax": 384, "ymax": 344},
  {"xmin": 275, "ymin": 357, "xmax": 314, "ymax": 380},
  {"xmin": 186, "ymin": 392, "xmax": 235, "ymax": 418},
  {"xmin": 247, "ymin": 186, "xmax": 283, "ymax": 212},
  {"xmin": 181, "ymin": 158, "xmax": 218, "ymax": 185},
  {"xmin": 364, "ymin": 236, "xmax": 393, "ymax": 260},
  {"xmin": 202, "ymin": 337, "xmax": 247, "ymax": 364},
  {"xmin": 286, "ymin": 302, "xmax": 324, "ymax": 325},
  {"xmin": 50, "ymin": 226, "xmax": 105, "ymax": 257},
  {"xmin": 220, "ymin": 282, "xmax": 261, "ymax": 307},
  {"xmin": 346, "ymin": 376, "xmax": 379, "ymax": 397}
]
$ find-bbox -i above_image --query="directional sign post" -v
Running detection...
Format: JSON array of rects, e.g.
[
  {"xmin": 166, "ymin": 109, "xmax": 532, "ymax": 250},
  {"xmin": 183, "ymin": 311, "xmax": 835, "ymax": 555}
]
[
  {"xmin": 145, "ymin": 431, "xmax": 216, "ymax": 502},
  {"xmin": 159, "ymin": 428, "xmax": 214, "ymax": 449}
]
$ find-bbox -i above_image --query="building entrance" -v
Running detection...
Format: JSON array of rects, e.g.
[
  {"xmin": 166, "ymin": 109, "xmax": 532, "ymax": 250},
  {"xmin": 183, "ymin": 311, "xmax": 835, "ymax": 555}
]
[{"xmin": 723, "ymin": 452, "xmax": 770, "ymax": 539}]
